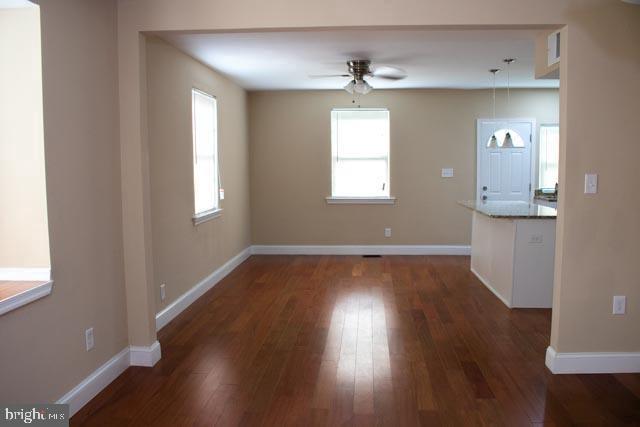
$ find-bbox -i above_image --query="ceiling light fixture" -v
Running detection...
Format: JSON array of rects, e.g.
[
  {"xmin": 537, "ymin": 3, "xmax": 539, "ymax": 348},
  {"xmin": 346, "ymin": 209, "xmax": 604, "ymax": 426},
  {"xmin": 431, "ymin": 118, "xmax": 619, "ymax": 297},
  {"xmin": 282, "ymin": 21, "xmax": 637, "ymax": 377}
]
[{"xmin": 344, "ymin": 78, "xmax": 372, "ymax": 95}]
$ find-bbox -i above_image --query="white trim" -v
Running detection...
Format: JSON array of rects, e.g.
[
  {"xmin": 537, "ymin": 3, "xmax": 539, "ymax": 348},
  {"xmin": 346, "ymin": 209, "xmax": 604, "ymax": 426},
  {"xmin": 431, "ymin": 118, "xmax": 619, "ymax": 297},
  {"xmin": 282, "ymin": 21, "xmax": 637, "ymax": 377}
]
[
  {"xmin": 155, "ymin": 246, "xmax": 252, "ymax": 331},
  {"xmin": 57, "ymin": 340, "xmax": 163, "ymax": 417},
  {"xmin": 57, "ymin": 347, "xmax": 130, "ymax": 417},
  {"xmin": 0, "ymin": 280, "xmax": 53, "ymax": 316},
  {"xmin": 0, "ymin": 267, "xmax": 51, "ymax": 281},
  {"xmin": 470, "ymin": 266, "xmax": 512, "ymax": 308},
  {"xmin": 325, "ymin": 197, "xmax": 396, "ymax": 205},
  {"xmin": 192, "ymin": 208, "xmax": 223, "ymax": 225},
  {"xmin": 129, "ymin": 340, "xmax": 161, "ymax": 367},
  {"xmin": 546, "ymin": 346, "xmax": 640, "ymax": 374},
  {"xmin": 250, "ymin": 245, "xmax": 470, "ymax": 256}
]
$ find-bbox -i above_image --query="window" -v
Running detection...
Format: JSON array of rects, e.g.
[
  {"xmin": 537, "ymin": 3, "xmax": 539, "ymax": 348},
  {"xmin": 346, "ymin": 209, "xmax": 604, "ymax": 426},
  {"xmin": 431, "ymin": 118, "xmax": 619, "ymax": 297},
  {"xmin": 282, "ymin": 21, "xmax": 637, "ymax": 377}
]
[
  {"xmin": 191, "ymin": 89, "xmax": 220, "ymax": 223},
  {"xmin": 0, "ymin": 1, "xmax": 53, "ymax": 315},
  {"xmin": 539, "ymin": 125, "xmax": 559, "ymax": 188},
  {"xmin": 330, "ymin": 109, "xmax": 391, "ymax": 200}
]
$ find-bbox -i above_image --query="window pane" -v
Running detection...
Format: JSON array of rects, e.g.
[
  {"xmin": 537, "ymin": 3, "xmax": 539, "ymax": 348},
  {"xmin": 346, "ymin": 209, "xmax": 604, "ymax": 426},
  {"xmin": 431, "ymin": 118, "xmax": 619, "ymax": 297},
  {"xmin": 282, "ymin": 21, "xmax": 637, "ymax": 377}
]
[
  {"xmin": 192, "ymin": 90, "xmax": 218, "ymax": 214},
  {"xmin": 331, "ymin": 109, "xmax": 390, "ymax": 197},
  {"xmin": 334, "ymin": 110, "xmax": 389, "ymax": 159},
  {"xmin": 539, "ymin": 125, "xmax": 559, "ymax": 188},
  {"xmin": 334, "ymin": 159, "xmax": 388, "ymax": 197}
]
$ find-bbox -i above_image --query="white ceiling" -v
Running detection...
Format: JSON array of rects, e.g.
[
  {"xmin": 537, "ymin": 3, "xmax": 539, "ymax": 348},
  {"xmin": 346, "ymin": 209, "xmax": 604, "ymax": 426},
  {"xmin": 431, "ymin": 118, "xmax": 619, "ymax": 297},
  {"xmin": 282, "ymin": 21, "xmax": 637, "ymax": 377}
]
[{"xmin": 161, "ymin": 29, "xmax": 559, "ymax": 91}]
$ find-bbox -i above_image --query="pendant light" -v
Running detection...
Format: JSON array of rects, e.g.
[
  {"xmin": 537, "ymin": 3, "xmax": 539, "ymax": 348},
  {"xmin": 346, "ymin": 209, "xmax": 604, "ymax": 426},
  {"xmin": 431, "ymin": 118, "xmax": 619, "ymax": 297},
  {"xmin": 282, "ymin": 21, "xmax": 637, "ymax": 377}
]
[
  {"xmin": 488, "ymin": 68, "xmax": 501, "ymax": 149},
  {"xmin": 501, "ymin": 58, "xmax": 516, "ymax": 148}
]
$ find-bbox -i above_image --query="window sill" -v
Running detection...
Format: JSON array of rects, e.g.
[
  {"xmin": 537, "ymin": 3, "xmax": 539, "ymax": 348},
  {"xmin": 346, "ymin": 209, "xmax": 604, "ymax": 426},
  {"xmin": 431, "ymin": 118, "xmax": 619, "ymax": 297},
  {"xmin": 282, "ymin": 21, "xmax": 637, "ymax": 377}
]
[
  {"xmin": 192, "ymin": 208, "xmax": 223, "ymax": 225},
  {"xmin": 0, "ymin": 280, "xmax": 53, "ymax": 316},
  {"xmin": 325, "ymin": 197, "xmax": 397, "ymax": 205}
]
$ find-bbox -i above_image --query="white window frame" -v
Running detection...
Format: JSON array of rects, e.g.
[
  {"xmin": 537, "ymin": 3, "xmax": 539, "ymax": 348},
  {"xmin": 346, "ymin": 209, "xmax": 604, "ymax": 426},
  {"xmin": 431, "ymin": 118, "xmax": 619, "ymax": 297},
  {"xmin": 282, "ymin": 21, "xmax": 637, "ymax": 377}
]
[
  {"xmin": 326, "ymin": 108, "xmax": 395, "ymax": 205},
  {"xmin": 538, "ymin": 124, "xmax": 560, "ymax": 189},
  {"xmin": 191, "ymin": 88, "xmax": 222, "ymax": 225}
]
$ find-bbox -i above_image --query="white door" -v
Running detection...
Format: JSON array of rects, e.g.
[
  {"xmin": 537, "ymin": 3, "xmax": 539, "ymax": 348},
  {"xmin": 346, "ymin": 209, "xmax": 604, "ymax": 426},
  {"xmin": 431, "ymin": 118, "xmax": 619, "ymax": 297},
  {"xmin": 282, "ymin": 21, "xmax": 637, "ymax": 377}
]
[{"xmin": 477, "ymin": 119, "xmax": 534, "ymax": 202}]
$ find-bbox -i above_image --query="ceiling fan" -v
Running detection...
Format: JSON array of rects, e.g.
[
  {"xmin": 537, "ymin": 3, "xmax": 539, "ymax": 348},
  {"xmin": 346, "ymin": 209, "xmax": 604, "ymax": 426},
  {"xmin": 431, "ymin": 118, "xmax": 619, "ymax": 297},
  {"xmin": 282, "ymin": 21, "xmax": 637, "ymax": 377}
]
[{"xmin": 310, "ymin": 59, "xmax": 407, "ymax": 95}]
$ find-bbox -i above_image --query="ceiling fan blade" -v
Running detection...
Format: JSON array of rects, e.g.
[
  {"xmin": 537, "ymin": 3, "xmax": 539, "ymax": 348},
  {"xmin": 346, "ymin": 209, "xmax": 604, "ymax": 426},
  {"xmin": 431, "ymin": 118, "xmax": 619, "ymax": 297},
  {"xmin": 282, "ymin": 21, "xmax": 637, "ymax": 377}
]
[
  {"xmin": 370, "ymin": 65, "xmax": 407, "ymax": 80},
  {"xmin": 308, "ymin": 74, "xmax": 351, "ymax": 79}
]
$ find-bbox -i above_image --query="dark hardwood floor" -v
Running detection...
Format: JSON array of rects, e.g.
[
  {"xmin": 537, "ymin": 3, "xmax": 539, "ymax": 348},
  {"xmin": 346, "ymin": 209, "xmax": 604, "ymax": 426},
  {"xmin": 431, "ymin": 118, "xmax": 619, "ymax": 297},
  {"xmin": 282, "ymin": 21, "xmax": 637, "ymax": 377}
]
[{"xmin": 71, "ymin": 255, "xmax": 640, "ymax": 426}]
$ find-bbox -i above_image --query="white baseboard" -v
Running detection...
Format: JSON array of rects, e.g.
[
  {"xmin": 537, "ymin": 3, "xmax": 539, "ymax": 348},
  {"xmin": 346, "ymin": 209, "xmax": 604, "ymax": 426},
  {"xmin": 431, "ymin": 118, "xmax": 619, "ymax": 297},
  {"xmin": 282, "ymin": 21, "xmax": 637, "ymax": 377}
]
[
  {"xmin": 155, "ymin": 247, "xmax": 252, "ymax": 331},
  {"xmin": 250, "ymin": 245, "xmax": 471, "ymax": 256},
  {"xmin": 129, "ymin": 340, "xmax": 161, "ymax": 367},
  {"xmin": 470, "ymin": 266, "xmax": 512, "ymax": 308},
  {"xmin": 57, "ymin": 347, "xmax": 130, "ymax": 417},
  {"xmin": 57, "ymin": 340, "xmax": 162, "ymax": 417},
  {"xmin": 0, "ymin": 267, "xmax": 51, "ymax": 281},
  {"xmin": 546, "ymin": 346, "xmax": 640, "ymax": 374}
]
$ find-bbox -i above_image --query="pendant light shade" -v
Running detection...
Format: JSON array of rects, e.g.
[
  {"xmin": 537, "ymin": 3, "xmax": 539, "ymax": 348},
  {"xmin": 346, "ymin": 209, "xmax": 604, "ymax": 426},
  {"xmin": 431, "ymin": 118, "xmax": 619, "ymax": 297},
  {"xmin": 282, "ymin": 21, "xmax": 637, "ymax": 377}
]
[
  {"xmin": 502, "ymin": 131, "xmax": 514, "ymax": 148},
  {"xmin": 488, "ymin": 134, "xmax": 499, "ymax": 149}
]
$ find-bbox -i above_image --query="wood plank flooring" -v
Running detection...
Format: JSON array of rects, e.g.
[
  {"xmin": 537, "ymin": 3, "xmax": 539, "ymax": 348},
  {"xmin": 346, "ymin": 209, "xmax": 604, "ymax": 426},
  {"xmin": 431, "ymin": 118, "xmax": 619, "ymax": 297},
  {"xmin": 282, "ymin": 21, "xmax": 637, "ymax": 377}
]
[{"xmin": 71, "ymin": 255, "xmax": 640, "ymax": 426}]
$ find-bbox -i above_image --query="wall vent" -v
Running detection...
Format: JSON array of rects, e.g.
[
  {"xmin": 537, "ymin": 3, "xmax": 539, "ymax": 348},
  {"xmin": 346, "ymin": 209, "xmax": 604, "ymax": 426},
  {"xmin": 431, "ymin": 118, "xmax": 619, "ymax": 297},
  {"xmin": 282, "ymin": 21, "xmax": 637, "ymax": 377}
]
[{"xmin": 547, "ymin": 31, "xmax": 561, "ymax": 66}]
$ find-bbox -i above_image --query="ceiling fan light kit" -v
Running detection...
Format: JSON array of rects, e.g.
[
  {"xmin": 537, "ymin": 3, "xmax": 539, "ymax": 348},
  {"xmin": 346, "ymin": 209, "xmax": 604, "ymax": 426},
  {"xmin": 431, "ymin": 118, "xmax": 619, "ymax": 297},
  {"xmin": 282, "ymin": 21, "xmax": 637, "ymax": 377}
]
[{"xmin": 344, "ymin": 79, "xmax": 372, "ymax": 95}]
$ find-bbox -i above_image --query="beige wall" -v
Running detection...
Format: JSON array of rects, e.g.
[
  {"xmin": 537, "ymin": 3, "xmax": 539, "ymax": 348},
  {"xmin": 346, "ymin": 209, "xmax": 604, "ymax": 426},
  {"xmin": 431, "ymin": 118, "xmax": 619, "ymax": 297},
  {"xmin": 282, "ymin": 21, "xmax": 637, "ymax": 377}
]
[
  {"xmin": 116, "ymin": 0, "xmax": 640, "ymax": 357},
  {"xmin": 0, "ymin": 0, "xmax": 128, "ymax": 403},
  {"xmin": 146, "ymin": 37, "xmax": 251, "ymax": 312},
  {"xmin": 250, "ymin": 89, "xmax": 558, "ymax": 245},
  {"xmin": 0, "ymin": 6, "xmax": 50, "ymax": 268}
]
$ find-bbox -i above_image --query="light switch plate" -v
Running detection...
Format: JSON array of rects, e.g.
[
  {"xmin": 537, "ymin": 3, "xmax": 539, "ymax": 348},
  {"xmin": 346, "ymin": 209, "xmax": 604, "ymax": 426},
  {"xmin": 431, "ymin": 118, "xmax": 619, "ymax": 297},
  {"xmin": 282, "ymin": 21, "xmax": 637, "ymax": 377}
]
[
  {"xmin": 441, "ymin": 168, "xmax": 454, "ymax": 178},
  {"xmin": 85, "ymin": 327, "xmax": 94, "ymax": 351},
  {"xmin": 384, "ymin": 228, "xmax": 392, "ymax": 238},
  {"xmin": 584, "ymin": 173, "xmax": 598, "ymax": 194},
  {"xmin": 613, "ymin": 295, "xmax": 626, "ymax": 315}
]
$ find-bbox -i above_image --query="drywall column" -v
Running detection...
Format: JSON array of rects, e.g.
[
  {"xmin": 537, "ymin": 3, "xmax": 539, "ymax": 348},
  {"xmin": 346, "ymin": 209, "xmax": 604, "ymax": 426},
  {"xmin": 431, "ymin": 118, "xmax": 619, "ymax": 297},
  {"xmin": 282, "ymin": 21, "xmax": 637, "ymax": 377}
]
[
  {"xmin": 117, "ymin": 25, "xmax": 157, "ymax": 349},
  {"xmin": 550, "ymin": 11, "xmax": 640, "ymax": 359}
]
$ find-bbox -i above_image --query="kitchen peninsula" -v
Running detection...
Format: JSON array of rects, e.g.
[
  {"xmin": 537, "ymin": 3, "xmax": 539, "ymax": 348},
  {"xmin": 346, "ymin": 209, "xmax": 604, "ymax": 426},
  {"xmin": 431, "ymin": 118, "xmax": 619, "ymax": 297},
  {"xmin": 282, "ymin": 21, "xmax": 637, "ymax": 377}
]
[{"xmin": 460, "ymin": 200, "xmax": 557, "ymax": 308}]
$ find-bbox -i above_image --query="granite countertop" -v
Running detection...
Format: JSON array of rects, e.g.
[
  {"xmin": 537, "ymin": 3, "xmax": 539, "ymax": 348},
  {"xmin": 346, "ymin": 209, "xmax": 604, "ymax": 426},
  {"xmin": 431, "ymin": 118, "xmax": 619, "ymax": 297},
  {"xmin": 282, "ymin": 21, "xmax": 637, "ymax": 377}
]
[{"xmin": 459, "ymin": 200, "xmax": 557, "ymax": 219}]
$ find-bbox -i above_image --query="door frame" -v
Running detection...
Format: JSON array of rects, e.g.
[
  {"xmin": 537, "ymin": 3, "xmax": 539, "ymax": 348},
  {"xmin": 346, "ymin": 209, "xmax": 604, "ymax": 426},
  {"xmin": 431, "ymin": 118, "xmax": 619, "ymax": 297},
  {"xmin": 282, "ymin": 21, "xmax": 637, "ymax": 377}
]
[{"xmin": 476, "ymin": 118, "xmax": 537, "ymax": 202}]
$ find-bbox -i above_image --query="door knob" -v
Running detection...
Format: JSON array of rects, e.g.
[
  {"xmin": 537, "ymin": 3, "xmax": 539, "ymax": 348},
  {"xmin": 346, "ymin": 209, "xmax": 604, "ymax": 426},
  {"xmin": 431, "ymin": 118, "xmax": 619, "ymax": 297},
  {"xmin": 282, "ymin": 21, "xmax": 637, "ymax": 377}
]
[
  {"xmin": 482, "ymin": 195, "xmax": 488, "ymax": 201},
  {"xmin": 482, "ymin": 186, "xmax": 488, "ymax": 191}
]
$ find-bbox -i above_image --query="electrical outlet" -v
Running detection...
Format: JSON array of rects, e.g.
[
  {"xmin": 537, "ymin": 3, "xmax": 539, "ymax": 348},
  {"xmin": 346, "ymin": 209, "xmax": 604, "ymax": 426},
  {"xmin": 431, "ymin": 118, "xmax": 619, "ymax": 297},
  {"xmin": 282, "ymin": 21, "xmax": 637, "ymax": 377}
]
[
  {"xmin": 613, "ymin": 295, "xmax": 626, "ymax": 315},
  {"xmin": 529, "ymin": 234, "xmax": 543, "ymax": 244},
  {"xmin": 85, "ymin": 327, "xmax": 94, "ymax": 351},
  {"xmin": 384, "ymin": 228, "xmax": 392, "ymax": 238},
  {"xmin": 160, "ymin": 284, "xmax": 166, "ymax": 301}
]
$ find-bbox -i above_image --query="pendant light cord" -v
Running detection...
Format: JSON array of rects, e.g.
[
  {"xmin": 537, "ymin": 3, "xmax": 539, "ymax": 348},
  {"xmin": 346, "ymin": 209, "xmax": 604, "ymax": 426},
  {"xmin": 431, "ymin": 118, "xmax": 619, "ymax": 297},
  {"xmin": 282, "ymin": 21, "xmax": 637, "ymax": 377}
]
[
  {"xmin": 503, "ymin": 58, "xmax": 516, "ymax": 116},
  {"xmin": 492, "ymin": 72, "xmax": 496, "ymax": 120}
]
